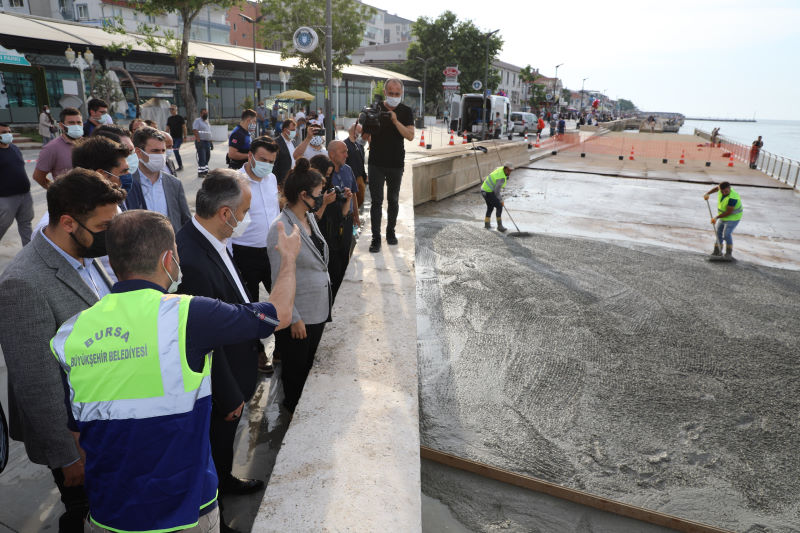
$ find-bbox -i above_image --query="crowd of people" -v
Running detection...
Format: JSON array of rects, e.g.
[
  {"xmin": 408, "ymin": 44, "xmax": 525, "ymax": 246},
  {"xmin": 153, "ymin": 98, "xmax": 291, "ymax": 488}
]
[{"xmin": 0, "ymin": 77, "xmax": 414, "ymax": 533}]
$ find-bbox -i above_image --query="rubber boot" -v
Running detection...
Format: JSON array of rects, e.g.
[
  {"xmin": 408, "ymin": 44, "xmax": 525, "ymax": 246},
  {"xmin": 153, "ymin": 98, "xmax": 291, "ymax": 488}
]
[
  {"xmin": 725, "ymin": 245, "xmax": 733, "ymax": 258},
  {"xmin": 711, "ymin": 243, "xmax": 722, "ymax": 256},
  {"xmin": 496, "ymin": 218, "xmax": 507, "ymax": 232},
  {"xmin": 484, "ymin": 217, "xmax": 491, "ymax": 229}
]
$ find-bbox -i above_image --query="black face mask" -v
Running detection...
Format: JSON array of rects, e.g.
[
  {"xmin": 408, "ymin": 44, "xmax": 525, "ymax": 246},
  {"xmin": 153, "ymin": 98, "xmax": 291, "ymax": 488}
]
[
  {"xmin": 71, "ymin": 219, "xmax": 108, "ymax": 258},
  {"xmin": 303, "ymin": 193, "xmax": 324, "ymax": 213},
  {"xmin": 201, "ymin": 114, "xmax": 208, "ymax": 120}
]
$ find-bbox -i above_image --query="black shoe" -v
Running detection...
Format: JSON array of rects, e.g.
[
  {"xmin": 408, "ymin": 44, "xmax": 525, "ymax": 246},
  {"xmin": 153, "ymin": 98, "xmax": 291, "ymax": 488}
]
[
  {"xmin": 221, "ymin": 521, "xmax": 243, "ymax": 533},
  {"xmin": 177, "ymin": 166, "xmax": 184, "ymax": 171},
  {"xmin": 386, "ymin": 232, "xmax": 398, "ymax": 245},
  {"xmin": 220, "ymin": 475, "xmax": 265, "ymax": 495},
  {"xmin": 369, "ymin": 239, "xmax": 381, "ymax": 253}
]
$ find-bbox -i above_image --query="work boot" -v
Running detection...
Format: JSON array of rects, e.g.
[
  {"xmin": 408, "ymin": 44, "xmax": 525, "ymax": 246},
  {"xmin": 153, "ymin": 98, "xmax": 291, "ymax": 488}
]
[
  {"xmin": 484, "ymin": 217, "xmax": 491, "ymax": 229},
  {"xmin": 711, "ymin": 244, "xmax": 722, "ymax": 256},
  {"xmin": 496, "ymin": 218, "xmax": 507, "ymax": 233},
  {"xmin": 386, "ymin": 230, "xmax": 398, "ymax": 245},
  {"xmin": 725, "ymin": 245, "xmax": 733, "ymax": 258},
  {"xmin": 369, "ymin": 238, "xmax": 381, "ymax": 253}
]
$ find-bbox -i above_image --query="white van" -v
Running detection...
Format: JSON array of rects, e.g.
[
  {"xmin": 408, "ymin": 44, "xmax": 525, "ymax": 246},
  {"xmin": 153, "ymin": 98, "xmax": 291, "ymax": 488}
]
[
  {"xmin": 510, "ymin": 112, "xmax": 537, "ymax": 136},
  {"xmin": 449, "ymin": 94, "xmax": 511, "ymax": 141}
]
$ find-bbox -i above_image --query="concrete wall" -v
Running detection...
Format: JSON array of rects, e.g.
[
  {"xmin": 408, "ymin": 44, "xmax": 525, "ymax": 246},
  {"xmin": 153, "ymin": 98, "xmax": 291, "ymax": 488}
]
[{"xmin": 412, "ymin": 143, "xmax": 532, "ymax": 206}]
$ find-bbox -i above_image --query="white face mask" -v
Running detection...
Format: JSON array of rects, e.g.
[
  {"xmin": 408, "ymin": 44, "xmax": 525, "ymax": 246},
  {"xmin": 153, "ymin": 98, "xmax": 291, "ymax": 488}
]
[
  {"xmin": 226, "ymin": 210, "xmax": 251, "ymax": 238},
  {"xmin": 385, "ymin": 96, "xmax": 402, "ymax": 107},
  {"xmin": 126, "ymin": 152, "xmax": 139, "ymax": 174},
  {"xmin": 162, "ymin": 252, "xmax": 182, "ymax": 293},
  {"xmin": 141, "ymin": 152, "xmax": 165, "ymax": 172},
  {"xmin": 65, "ymin": 124, "xmax": 84, "ymax": 139},
  {"xmin": 0, "ymin": 133, "xmax": 13, "ymax": 145},
  {"xmin": 250, "ymin": 156, "xmax": 274, "ymax": 178},
  {"xmin": 287, "ymin": 129, "xmax": 297, "ymax": 141},
  {"xmin": 100, "ymin": 113, "xmax": 113, "ymax": 125}
]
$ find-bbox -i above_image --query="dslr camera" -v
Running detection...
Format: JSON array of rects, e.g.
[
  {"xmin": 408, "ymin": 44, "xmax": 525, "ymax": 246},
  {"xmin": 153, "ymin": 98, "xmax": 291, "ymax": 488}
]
[
  {"xmin": 328, "ymin": 185, "xmax": 347, "ymax": 203},
  {"xmin": 358, "ymin": 100, "xmax": 391, "ymax": 135}
]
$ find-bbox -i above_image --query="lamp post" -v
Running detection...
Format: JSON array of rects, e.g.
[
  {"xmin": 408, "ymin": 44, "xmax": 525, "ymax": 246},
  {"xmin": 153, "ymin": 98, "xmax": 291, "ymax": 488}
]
[
  {"xmin": 196, "ymin": 60, "xmax": 215, "ymax": 117},
  {"xmin": 333, "ymin": 76, "xmax": 341, "ymax": 120},
  {"xmin": 65, "ymin": 46, "xmax": 92, "ymax": 115},
  {"xmin": 580, "ymin": 77, "xmax": 588, "ymax": 114},
  {"xmin": 369, "ymin": 80, "xmax": 376, "ymax": 106},
  {"xmin": 553, "ymin": 63, "xmax": 563, "ymax": 114},
  {"xmin": 239, "ymin": 13, "xmax": 265, "ymax": 109},
  {"xmin": 324, "ymin": 0, "xmax": 333, "ymax": 142},
  {"xmin": 279, "ymin": 69, "xmax": 291, "ymax": 93},
  {"xmin": 414, "ymin": 56, "xmax": 432, "ymax": 119},
  {"xmin": 482, "ymin": 29, "xmax": 499, "ymax": 140}
]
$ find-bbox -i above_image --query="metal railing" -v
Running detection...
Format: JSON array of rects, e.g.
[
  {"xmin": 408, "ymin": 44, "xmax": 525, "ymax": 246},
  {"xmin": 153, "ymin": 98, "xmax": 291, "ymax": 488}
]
[{"xmin": 695, "ymin": 129, "xmax": 799, "ymax": 190}]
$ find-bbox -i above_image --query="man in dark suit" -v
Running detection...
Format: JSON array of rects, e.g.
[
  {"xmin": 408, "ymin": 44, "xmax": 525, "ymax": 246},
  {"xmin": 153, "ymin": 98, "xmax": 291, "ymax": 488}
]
[
  {"xmin": 272, "ymin": 118, "xmax": 296, "ymax": 188},
  {"xmin": 125, "ymin": 126, "xmax": 191, "ymax": 233},
  {"xmin": 0, "ymin": 169, "xmax": 125, "ymax": 532},
  {"xmin": 175, "ymin": 169, "xmax": 262, "ymax": 533}
]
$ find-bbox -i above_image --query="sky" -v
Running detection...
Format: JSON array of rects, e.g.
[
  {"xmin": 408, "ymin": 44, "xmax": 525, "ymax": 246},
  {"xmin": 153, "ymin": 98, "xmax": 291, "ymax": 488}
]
[{"xmin": 366, "ymin": 0, "xmax": 800, "ymax": 120}]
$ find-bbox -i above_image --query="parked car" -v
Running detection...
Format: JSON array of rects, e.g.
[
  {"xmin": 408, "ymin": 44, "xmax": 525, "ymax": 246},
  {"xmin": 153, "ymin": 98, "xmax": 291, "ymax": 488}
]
[{"xmin": 510, "ymin": 111, "xmax": 537, "ymax": 136}]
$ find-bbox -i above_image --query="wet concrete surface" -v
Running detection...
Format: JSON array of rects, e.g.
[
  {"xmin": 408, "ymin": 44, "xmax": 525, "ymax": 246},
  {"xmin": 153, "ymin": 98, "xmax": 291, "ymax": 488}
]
[{"xmin": 416, "ymin": 167, "xmax": 800, "ymax": 532}]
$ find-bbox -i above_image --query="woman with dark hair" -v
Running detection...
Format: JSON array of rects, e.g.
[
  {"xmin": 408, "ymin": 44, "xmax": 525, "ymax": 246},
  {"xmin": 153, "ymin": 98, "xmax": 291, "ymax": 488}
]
[{"xmin": 266, "ymin": 158, "xmax": 332, "ymax": 413}]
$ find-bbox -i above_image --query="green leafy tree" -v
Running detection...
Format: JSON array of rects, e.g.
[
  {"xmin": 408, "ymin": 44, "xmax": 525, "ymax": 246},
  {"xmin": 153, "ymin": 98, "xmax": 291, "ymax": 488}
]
[
  {"xmin": 404, "ymin": 11, "xmax": 503, "ymax": 114},
  {"xmin": 103, "ymin": 0, "xmax": 242, "ymax": 123},
  {"xmin": 618, "ymin": 98, "xmax": 636, "ymax": 112},
  {"xmin": 257, "ymin": 0, "xmax": 375, "ymax": 76}
]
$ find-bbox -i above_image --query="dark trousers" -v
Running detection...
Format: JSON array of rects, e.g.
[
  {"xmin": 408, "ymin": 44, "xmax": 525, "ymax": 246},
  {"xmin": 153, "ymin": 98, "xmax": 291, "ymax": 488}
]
[
  {"xmin": 231, "ymin": 244, "xmax": 272, "ymax": 299},
  {"xmin": 51, "ymin": 467, "xmax": 89, "ymax": 533},
  {"xmin": 210, "ymin": 409, "xmax": 241, "ymax": 485},
  {"xmin": 172, "ymin": 137, "xmax": 183, "ymax": 168},
  {"xmin": 195, "ymin": 140, "xmax": 211, "ymax": 169},
  {"xmin": 275, "ymin": 322, "xmax": 325, "ymax": 412},
  {"xmin": 367, "ymin": 164, "xmax": 404, "ymax": 239},
  {"xmin": 328, "ymin": 222, "xmax": 353, "ymax": 302},
  {"xmin": 482, "ymin": 191, "xmax": 503, "ymax": 218}
]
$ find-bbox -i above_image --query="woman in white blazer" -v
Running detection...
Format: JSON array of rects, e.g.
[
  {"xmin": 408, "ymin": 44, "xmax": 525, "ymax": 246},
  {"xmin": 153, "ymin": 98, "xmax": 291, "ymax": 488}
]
[{"xmin": 267, "ymin": 157, "xmax": 331, "ymax": 413}]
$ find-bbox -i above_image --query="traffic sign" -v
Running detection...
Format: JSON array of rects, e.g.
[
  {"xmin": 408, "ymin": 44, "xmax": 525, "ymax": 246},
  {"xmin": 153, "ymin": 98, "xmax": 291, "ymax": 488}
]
[{"xmin": 472, "ymin": 80, "xmax": 482, "ymax": 91}]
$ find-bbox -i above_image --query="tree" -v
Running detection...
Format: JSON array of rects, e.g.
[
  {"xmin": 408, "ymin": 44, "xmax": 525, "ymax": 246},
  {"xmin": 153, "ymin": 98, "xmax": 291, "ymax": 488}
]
[
  {"xmin": 404, "ymin": 11, "xmax": 503, "ymax": 114},
  {"xmin": 519, "ymin": 65, "xmax": 545, "ymax": 111},
  {"xmin": 104, "ymin": 0, "xmax": 242, "ymax": 123},
  {"xmin": 257, "ymin": 0, "xmax": 375, "ymax": 75},
  {"xmin": 618, "ymin": 98, "xmax": 636, "ymax": 112}
]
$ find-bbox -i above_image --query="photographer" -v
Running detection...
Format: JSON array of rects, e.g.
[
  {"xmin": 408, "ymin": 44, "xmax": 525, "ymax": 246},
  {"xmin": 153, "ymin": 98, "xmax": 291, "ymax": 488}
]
[
  {"xmin": 364, "ymin": 78, "xmax": 414, "ymax": 253},
  {"xmin": 293, "ymin": 123, "xmax": 327, "ymax": 161}
]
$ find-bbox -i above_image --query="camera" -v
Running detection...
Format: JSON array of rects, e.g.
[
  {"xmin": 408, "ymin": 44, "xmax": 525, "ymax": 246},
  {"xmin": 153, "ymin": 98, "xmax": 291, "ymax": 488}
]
[
  {"xmin": 328, "ymin": 185, "xmax": 347, "ymax": 202},
  {"xmin": 358, "ymin": 101, "xmax": 391, "ymax": 135}
]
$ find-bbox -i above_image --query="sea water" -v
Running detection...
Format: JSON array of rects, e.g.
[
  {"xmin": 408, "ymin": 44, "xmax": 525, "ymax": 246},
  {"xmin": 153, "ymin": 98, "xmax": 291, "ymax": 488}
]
[{"xmin": 679, "ymin": 119, "xmax": 800, "ymax": 161}]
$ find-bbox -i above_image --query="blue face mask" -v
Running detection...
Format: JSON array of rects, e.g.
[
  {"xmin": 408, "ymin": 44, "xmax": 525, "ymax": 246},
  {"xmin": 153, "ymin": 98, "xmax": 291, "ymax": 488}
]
[
  {"xmin": 0, "ymin": 133, "xmax": 13, "ymax": 145},
  {"xmin": 66, "ymin": 124, "xmax": 83, "ymax": 139},
  {"xmin": 126, "ymin": 153, "xmax": 139, "ymax": 174},
  {"xmin": 250, "ymin": 156, "xmax": 274, "ymax": 178},
  {"xmin": 118, "ymin": 173, "xmax": 133, "ymax": 191}
]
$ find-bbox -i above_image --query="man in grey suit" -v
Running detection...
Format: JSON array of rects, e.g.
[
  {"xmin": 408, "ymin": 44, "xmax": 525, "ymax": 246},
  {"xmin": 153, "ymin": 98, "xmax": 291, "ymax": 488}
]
[
  {"xmin": 125, "ymin": 126, "xmax": 191, "ymax": 233},
  {"xmin": 0, "ymin": 168, "xmax": 125, "ymax": 532}
]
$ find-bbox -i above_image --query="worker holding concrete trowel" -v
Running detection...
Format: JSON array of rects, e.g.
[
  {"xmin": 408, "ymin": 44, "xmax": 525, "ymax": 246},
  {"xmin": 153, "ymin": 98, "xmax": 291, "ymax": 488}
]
[
  {"xmin": 704, "ymin": 181, "xmax": 743, "ymax": 259},
  {"xmin": 481, "ymin": 162, "xmax": 514, "ymax": 232}
]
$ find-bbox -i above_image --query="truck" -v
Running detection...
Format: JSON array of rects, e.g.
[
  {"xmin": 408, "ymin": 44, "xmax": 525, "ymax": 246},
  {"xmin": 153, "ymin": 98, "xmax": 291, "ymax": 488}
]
[{"xmin": 448, "ymin": 93, "xmax": 511, "ymax": 141}]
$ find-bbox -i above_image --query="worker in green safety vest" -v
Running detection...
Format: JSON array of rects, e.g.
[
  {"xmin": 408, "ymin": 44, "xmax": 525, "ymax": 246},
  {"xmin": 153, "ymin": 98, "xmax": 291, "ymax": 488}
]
[
  {"xmin": 481, "ymin": 162, "xmax": 514, "ymax": 232},
  {"xmin": 704, "ymin": 181, "xmax": 743, "ymax": 258}
]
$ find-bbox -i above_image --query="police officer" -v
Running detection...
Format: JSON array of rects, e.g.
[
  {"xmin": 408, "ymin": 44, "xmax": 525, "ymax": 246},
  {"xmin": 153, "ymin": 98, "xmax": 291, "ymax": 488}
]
[
  {"xmin": 227, "ymin": 109, "xmax": 257, "ymax": 170},
  {"xmin": 481, "ymin": 162, "xmax": 514, "ymax": 232},
  {"xmin": 704, "ymin": 181, "xmax": 743, "ymax": 258},
  {"xmin": 50, "ymin": 209, "xmax": 300, "ymax": 533}
]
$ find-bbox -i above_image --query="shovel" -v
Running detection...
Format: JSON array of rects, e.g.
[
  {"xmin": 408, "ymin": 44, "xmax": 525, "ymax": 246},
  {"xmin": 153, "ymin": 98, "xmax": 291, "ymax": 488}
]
[
  {"xmin": 705, "ymin": 199, "xmax": 731, "ymax": 262},
  {"xmin": 504, "ymin": 205, "xmax": 531, "ymax": 237}
]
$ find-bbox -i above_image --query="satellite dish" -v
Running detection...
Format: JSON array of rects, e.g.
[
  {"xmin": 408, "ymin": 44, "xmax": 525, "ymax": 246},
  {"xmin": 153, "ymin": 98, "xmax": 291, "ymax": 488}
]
[{"xmin": 293, "ymin": 27, "xmax": 319, "ymax": 54}]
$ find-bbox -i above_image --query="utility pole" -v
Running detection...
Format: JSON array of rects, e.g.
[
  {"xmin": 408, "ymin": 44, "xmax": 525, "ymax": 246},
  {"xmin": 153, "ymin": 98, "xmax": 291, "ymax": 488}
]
[
  {"xmin": 325, "ymin": 0, "xmax": 333, "ymax": 142},
  {"xmin": 415, "ymin": 56, "xmax": 432, "ymax": 119},
  {"xmin": 553, "ymin": 63, "xmax": 563, "ymax": 115},
  {"xmin": 482, "ymin": 29, "xmax": 499, "ymax": 141},
  {"xmin": 239, "ymin": 13, "xmax": 265, "ymax": 110},
  {"xmin": 581, "ymin": 77, "xmax": 588, "ymax": 115}
]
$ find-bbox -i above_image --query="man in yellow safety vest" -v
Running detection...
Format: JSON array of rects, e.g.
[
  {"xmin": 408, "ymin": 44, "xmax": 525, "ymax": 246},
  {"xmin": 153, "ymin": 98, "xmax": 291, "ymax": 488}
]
[
  {"xmin": 481, "ymin": 162, "xmax": 514, "ymax": 232},
  {"xmin": 704, "ymin": 181, "xmax": 743, "ymax": 258}
]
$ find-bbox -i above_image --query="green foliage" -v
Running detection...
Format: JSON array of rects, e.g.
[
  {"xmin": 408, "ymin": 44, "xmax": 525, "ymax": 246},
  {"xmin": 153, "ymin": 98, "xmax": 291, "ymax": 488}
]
[
  {"xmin": 618, "ymin": 98, "xmax": 636, "ymax": 112},
  {"xmin": 241, "ymin": 95, "xmax": 254, "ymax": 111},
  {"xmin": 257, "ymin": 0, "xmax": 375, "ymax": 74},
  {"xmin": 404, "ymin": 11, "xmax": 503, "ymax": 112},
  {"xmin": 372, "ymin": 81, "xmax": 384, "ymax": 101},
  {"xmin": 90, "ymin": 70, "xmax": 125, "ymax": 105},
  {"xmin": 290, "ymin": 66, "xmax": 317, "ymax": 94}
]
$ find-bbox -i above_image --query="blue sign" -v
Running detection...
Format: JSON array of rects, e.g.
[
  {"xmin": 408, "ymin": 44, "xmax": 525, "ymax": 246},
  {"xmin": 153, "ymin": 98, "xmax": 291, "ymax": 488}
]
[{"xmin": 0, "ymin": 45, "xmax": 30, "ymax": 66}]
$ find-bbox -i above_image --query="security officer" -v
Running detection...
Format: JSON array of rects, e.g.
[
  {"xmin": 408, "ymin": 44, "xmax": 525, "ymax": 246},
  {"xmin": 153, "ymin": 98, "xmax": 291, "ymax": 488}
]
[
  {"xmin": 227, "ymin": 109, "xmax": 257, "ymax": 170},
  {"xmin": 481, "ymin": 162, "xmax": 514, "ymax": 232},
  {"xmin": 704, "ymin": 181, "xmax": 743, "ymax": 258},
  {"xmin": 50, "ymin": 209, "xmax": 300, "ymax": 533}
]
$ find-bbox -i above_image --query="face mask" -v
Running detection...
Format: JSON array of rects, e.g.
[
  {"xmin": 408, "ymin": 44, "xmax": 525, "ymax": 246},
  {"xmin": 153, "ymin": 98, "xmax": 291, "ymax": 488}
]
[
  {"xmin": 140, "ymin": 152, "xmax": 165, "ymax": 172},
  {"xmin": 226, "ymin": 210, "xmax": 251, "ymax": 238},
  {"xmin": 303, "ymin": 192, "xmax": 324, "ymax": 213},
  {"xmin": 100, "ymin": 113, "xmax": 113, "ymax": 125},
  {"xmin": 118, "ymin": 173, "xmax": 133, "ymax": 192},
  {"xmin": 65, "ymin": 124, "xmax": 83, "ymax": 139},
  {"xmin": 250, "ymin": 156, "xmax": 274, "ymax": 178},
  {"xmin": 385, "ymin": 96, "xmax": 402, "ymax": 107},
  {"xmin": 162, "ymin": 252, "xmax": 182, "ymax": 293},
  {"xmin": 126, "ymin": 153, "xmax": 139, "ymax": 174},
  {"xmin": 45, "ymin": 109, "xmax": 50, "ymax": 114},
  {"xmin": 71, "ymin": 219, "xmax": 107, "ymax": 258},
  {"xmin": 287, "ymin": 130, "xmax": 297, "ymax": 140},
  {"xmin": 0, "ymin": 133, "xmax": 12, "ymax": 145},
  {"xmin": 248, "ymin": 122, "xmax": 256, "ymax": 133},
  {"xmin": 201, "ymin": 113, "xmax": 208, "ymax": 120},
  {"xmin": 310, "ymin": 135, "xmax": 324, "ymax": 147}
]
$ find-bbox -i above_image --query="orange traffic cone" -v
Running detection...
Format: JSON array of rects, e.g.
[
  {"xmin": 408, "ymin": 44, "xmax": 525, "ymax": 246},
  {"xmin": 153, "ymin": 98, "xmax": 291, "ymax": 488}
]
[
  {"xmin": 419, "ymin": 130, "xmax": 425, "ymax": 147},
  {"xmin": 679, "ymin": 149, "xmax": 685, "ymax": 164},
  {"xmin": 629, "ymin": 146, "xmax": 635, "ymax": 160},
  {"xmin": 534, "ymin": 134, "xmax": 541, "ymax": 148},
  {"xmin": 728, "ymin": 154, "xmax": 734, "ymax": 167},
  {"xmin": 448, "ymin": 131, "xmax": 455, "ymax": 145},
  {"xmin": 462, "ymin": 131, "xmax": 468, "ymax": 144}
]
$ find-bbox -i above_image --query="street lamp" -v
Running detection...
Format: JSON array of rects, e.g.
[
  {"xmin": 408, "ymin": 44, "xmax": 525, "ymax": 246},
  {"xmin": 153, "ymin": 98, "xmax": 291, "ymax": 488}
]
[
  {"xmin": 333, "ymin": 76, "xmax": 341, "ymax": 120},
  {"xmin": 196, "ymin": 60, "xmax": 215, "ymax": 118},
  {"xmin": 415, "ymin": 56, "xmax": 432, "ymax": 119},
  {"xmin": 369, "ymin": 80, "xmax": 376, "ymax": 106},
  {"xmin": 239, "ymin": 13, "xmax": 266, "ymax": 109},
  {"xmin": 482, "ymin": 29, "xmax": 499, "ymax": 140},
  {"xmin": 279, "ymin": 69, "xmax": 291, "ymax": 92},
  {"xmin": 581, "ymin": 77, "xmax": 588, "ymax": 114},
  {"xmin": 553, "ymin": 63, "xmax": 563, "ymax": 114},
  {"xmin": 65, "ymin": 46, "xmax": 92, "ymax": 115}
]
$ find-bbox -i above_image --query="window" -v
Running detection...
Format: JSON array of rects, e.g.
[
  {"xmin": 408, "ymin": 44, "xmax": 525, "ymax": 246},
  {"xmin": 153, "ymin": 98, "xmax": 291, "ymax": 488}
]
[
  {"xmin": 243, "ymin": 33, "xmax": 247, "ymax": 38},
  {"xmin": 76, "ymin": 4, "xmax": 88, "ymax": 19},
  {"xmin": 10, "ymin": 0, "xmax": 25, "ymax": 7},
  {"xmin": 233, "ymin": 23, "xmax": 236, "ymax": 30}
]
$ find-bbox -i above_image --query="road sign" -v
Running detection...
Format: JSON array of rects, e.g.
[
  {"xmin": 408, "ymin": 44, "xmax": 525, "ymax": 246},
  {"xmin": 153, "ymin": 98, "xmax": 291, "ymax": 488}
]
[
  {"xmin": 546, "ymin": 92, "xmax": 554, "ymax": 102},
  {"xmin": 293, "ymin": 27, "xmax": 319, "ymax": 54},
  {"xmin": 472, "ymin": 80, "xmax": 482, "ymax": 91},
  {"xmin": 443, "ymin": 66, "xmax": 460, "ymax": 77}
]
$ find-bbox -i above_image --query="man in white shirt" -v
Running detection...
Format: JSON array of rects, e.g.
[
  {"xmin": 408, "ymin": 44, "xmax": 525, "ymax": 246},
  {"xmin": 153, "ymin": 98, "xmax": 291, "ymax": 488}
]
[{"xmin": 231, "ymin": 137, "xmax": 280, "ymax": 373}]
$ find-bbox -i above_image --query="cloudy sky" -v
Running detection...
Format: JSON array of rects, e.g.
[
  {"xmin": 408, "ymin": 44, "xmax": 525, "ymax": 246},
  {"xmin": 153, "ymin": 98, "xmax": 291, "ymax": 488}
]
[{"xmin": 368, "ymin": 0, "xmax": 800, "ymax": 120}]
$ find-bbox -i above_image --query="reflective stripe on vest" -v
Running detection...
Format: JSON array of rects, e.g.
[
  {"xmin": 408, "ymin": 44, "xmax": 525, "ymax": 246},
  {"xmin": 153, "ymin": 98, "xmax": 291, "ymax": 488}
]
[
  {"xmin": 481, "ymin": 166, "xmax": 507, "ymax": 193},
  {"xmin": 718, "ymin": 188, "xmax": 743, "ymax": 221},
  {"xmin": 51, "ymin": 290, "xmax": 211, "ymax": 424}
]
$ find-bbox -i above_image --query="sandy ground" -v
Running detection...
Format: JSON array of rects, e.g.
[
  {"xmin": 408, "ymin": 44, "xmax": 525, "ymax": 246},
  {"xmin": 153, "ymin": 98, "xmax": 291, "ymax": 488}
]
[{"xmin": 415, "ymin": 164, "xmax": 800, "ymax": 532}]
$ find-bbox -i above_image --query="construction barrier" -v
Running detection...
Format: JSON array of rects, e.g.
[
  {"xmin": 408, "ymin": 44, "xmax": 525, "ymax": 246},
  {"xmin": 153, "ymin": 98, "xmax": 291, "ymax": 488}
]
[{"xmin": 562, "ymin": 133, "xmax": 743, "ymax": 164}]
